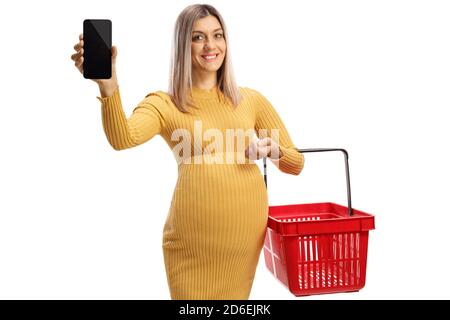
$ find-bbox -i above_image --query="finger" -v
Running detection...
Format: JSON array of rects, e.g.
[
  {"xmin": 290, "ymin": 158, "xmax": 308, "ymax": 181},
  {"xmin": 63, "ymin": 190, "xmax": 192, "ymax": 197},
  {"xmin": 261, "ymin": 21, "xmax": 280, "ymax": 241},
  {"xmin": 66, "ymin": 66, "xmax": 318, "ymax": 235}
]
[
  {"xmin": 257, "ymin": 137, "xmax": 272, "ymax": 147},
  {"xmin": 266, "ymin": 145, "xmax": 275, "ymax": 158},
  {"xmin": 256, "ymin": 145, "xmax": 271, "ymax": 158},
  {"xmin": 79, "ymin": 33, "xmax": 83, "ymax": 40},
  {"xmin": 270, "ymin": 146, "xmax": 281, "ymax": 159},
  {"xmin": 75, "ymin": 56, "xmax": 84, "ymax": 67},
  {"xmin": 71, "ymin": 50, "xmax": 81, "ymax": 60},
  {"xmin": 74, "ymin": 40, "xmax": 84, "ymax": 51},
  {"xmin": 71, "ymin": 49, "xmax": 83, "ymax": 61},
  {"xmin": 262, "ymin": 138, "xmax": 279, "ymax": 157}
]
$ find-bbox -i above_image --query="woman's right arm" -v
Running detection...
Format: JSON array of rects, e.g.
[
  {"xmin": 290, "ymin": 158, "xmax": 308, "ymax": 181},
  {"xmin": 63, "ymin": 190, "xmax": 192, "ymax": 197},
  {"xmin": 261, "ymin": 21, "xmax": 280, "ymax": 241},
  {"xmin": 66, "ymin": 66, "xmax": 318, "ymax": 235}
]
[
  {"xmin": 71, "ymin": 33, "xmax": 165, "ymax": 151},
  {"xmin": 96, "ymin": 86, "xmax": 166, "ymax": 151}
]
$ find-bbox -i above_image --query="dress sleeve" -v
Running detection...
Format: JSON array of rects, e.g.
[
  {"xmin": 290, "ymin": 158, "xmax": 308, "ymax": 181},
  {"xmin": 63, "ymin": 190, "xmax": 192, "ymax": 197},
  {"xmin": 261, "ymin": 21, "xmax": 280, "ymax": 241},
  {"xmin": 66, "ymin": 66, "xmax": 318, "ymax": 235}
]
[
  {"xmin": 251, "ymin": 88, "xmax": 305, "ymax": 175},
  {"xmin": 96, "ymin": 86, "xmax": 167, "ymax": 150}
]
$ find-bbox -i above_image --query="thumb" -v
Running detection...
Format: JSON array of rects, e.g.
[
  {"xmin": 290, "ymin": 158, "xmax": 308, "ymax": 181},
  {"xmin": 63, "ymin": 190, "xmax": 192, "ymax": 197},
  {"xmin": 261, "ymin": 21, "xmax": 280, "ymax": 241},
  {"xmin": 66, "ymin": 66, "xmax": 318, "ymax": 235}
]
[{"xmin": 111, "ymin": 45, "xmax": 118, "ymax": 64}]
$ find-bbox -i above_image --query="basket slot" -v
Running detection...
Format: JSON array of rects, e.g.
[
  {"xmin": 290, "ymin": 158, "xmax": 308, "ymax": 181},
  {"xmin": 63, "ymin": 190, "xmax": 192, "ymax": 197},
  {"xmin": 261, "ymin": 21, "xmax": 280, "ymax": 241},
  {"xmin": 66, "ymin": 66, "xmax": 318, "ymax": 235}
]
[
  {"xmin": 276, "ymin": 212, "xmax": 341, "ymax": 223},
  {"xmin": 296, "ymin": 232, "xmax": 364, "ymax": 291}
]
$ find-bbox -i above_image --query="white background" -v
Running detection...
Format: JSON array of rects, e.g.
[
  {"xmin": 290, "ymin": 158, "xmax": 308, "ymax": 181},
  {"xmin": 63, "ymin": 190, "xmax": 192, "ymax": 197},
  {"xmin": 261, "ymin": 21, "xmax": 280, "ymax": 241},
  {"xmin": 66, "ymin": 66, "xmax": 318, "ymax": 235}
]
[{"xmin": 0, "ymin": 0, "xmax": 449, "ymax": 300}]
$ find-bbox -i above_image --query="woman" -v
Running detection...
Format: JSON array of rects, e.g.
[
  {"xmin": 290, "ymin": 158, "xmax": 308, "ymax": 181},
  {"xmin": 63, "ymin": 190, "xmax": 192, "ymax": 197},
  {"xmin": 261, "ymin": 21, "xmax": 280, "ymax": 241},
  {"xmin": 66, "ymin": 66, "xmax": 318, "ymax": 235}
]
[{"xmin": 71, "ymin": 4, "xmax": 304, "ymax": 299}]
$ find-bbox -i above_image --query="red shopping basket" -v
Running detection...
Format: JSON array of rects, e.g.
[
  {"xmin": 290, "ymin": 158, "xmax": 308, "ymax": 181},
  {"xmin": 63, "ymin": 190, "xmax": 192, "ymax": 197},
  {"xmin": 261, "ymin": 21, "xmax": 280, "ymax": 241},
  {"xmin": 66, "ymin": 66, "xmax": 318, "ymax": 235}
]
[{"xmin": 263, "ymin": 148, "xmax": 375, "ymax": 296}]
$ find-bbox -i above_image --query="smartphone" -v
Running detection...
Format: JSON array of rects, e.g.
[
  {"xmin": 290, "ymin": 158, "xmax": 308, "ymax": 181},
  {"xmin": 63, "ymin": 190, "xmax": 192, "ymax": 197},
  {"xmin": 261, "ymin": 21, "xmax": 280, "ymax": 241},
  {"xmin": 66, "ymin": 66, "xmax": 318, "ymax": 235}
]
[{"xmin": 83, "ymin": 19, "xmax": 112, "ymax": 79}]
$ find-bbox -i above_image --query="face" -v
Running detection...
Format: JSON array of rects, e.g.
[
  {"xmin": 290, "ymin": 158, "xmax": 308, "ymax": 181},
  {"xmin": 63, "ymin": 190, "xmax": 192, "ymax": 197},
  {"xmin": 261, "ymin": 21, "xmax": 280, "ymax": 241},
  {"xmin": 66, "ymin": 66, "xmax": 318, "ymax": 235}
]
[{"xmin": 191, "ymin": 15, "xmax": 226, "ymax": 73}]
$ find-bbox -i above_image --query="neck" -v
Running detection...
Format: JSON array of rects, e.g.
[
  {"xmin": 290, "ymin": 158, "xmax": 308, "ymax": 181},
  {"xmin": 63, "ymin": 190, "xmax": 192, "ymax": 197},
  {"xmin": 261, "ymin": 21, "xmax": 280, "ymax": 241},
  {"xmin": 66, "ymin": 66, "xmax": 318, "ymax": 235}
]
[{"xmin": 192, "ymin": 69, "xmax": 217, "ymax": 90}]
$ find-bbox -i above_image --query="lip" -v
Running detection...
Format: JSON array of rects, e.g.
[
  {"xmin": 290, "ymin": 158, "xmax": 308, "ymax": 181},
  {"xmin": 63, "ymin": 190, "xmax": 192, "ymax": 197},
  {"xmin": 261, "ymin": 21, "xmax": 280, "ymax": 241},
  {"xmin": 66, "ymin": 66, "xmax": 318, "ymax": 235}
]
[{"xmin": 201, "ymin": 53, "xmax": 219, "ymax": 62}]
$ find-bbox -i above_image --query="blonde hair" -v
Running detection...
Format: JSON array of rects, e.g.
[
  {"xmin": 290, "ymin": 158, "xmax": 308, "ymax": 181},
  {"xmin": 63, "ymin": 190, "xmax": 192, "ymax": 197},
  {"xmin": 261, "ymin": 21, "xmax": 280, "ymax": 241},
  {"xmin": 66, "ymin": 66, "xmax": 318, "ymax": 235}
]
[{"xmin": 168, "ymin": 4, "xmax": 242, "ymax": 113}]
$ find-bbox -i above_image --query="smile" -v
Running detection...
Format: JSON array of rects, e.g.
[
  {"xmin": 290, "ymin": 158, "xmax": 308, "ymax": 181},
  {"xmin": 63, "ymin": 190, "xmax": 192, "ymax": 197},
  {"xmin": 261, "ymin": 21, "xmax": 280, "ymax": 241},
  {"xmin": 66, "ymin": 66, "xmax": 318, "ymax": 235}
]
[{"xmin": 201, "ymin": 54, "xmax": 218, "ymax": 62}]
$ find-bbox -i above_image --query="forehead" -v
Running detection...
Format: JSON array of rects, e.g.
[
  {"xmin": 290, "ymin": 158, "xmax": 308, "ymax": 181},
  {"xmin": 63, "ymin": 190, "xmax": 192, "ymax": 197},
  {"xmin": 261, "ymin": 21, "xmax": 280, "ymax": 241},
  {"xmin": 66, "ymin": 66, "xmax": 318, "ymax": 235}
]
[{"xmin": 192, "ymin": 15, "xmax": 222, "ymax": 32}]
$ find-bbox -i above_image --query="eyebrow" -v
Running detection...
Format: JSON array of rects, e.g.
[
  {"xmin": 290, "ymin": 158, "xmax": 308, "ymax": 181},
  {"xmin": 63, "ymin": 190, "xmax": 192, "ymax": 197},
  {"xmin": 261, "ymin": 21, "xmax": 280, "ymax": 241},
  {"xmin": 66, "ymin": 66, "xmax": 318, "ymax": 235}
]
[{"xmin": 192, "ymin": 28, "xmax": 223, "ymax": 34}]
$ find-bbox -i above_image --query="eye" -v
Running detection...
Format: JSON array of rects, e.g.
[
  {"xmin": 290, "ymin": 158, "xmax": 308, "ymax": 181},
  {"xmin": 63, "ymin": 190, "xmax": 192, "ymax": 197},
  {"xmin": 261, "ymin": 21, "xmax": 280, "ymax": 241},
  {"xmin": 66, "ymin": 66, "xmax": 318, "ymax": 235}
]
[
  {"xmin": 192, "ymin": 35, "xmax": 204, "ymax": 41},
  {"xmin": 215, "ymin": 33, "xmax": 224, "ymax": 39}
]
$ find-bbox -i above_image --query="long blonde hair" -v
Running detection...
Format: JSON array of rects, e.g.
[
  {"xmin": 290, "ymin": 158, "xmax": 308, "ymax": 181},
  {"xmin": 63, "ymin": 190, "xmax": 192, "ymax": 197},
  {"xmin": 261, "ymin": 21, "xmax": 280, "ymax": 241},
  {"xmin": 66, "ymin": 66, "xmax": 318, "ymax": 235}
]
[{"xmin": 168, "ymin": 4, "xmax": 242, "ymax": 113}]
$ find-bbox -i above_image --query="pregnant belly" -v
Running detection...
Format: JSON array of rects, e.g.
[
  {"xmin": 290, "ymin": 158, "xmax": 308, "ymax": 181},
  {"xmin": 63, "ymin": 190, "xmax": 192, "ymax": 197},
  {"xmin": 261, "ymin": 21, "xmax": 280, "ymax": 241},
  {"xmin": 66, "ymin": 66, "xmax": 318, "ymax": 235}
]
[{"xmin": 163, "ymin": 163, "xmax": 268, "ymax": 249}]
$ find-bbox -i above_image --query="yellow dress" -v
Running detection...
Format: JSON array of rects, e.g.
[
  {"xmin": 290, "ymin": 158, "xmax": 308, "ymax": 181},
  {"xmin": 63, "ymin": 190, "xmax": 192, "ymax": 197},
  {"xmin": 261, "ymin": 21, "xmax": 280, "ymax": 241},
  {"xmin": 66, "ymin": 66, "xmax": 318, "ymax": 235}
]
[{"xmin": 96, "ymin": 85, "xmax": 304, "ymax": 299}]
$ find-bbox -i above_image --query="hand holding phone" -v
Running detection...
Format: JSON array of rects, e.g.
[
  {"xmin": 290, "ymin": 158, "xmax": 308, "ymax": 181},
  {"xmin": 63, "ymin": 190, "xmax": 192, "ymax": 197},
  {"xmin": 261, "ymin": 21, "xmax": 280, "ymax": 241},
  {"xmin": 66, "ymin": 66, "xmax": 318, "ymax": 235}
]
[{"xmin": 71, "ymin": 20, "xmax": 118, "ymax": 95}]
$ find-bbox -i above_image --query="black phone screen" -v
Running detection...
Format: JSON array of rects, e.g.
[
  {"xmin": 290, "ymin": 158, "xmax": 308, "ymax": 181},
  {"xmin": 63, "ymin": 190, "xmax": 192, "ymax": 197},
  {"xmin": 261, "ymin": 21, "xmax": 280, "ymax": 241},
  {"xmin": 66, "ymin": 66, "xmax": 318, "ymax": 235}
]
[{"xmin": 83, "ymin": 19, "xmax": 112, "ymax": 79}]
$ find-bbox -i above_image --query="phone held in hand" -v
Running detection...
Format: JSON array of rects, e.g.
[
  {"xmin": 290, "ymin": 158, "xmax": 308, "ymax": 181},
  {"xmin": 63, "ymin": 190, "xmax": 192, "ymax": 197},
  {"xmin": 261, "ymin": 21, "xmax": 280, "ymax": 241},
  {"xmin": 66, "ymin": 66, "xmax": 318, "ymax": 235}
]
[{"xmin": 83, "ymin": 19, "xmax": 112, "ymax": 79}]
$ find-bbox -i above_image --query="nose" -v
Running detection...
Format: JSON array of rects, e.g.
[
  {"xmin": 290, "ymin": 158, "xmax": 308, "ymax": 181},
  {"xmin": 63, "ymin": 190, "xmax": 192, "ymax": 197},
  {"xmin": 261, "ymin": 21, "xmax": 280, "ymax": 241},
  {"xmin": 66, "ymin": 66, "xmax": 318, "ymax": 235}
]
[{"xmin": 203, "ymin": 38, "xmax": 216, "ymax": 51}]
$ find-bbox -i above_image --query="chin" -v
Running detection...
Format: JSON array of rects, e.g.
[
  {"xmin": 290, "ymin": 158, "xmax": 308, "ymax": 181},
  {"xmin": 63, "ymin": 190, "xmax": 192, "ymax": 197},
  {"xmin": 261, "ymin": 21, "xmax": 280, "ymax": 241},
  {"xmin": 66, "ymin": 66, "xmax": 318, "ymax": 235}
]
[
  {"xmin": 197, "ymin": 64, "xmax": 222, "ymax": 73},
  {"xmin": 205, "ymin": 66, "xmax": 221, "ymax": 72}
]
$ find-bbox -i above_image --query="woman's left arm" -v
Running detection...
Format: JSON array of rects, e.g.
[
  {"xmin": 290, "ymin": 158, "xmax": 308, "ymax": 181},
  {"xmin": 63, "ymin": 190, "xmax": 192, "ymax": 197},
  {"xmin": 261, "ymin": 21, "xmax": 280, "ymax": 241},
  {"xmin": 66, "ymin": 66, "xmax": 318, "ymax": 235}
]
[{"xmin": 251, "ymin": 88, "xmax": 305, "ymax": 175}]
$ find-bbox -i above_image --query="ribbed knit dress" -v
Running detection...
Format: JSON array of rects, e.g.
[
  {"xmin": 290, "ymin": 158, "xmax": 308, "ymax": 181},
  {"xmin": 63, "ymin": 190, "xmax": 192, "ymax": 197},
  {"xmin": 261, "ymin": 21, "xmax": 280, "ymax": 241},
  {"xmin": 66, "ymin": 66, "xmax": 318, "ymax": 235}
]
[{"xmin": 96, "ymin": 85, "xmax": 304, "ymax": 299}]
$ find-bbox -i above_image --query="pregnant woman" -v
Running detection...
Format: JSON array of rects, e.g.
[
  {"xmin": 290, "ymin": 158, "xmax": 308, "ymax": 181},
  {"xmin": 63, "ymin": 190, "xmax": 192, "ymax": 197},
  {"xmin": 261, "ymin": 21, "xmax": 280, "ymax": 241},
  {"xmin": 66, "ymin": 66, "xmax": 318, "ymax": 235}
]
[{"xmin": 71, "ymin": 4, "xmax": 304, "ymax": 299}]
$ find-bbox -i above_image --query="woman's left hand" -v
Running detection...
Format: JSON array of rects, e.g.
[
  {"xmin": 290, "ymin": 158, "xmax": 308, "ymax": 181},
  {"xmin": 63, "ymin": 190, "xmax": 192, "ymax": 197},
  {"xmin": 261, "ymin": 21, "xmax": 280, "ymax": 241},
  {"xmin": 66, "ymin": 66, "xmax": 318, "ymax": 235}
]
[{"xmin": 245, "ymin": 137, "xmax": 283, "ymax": 160}]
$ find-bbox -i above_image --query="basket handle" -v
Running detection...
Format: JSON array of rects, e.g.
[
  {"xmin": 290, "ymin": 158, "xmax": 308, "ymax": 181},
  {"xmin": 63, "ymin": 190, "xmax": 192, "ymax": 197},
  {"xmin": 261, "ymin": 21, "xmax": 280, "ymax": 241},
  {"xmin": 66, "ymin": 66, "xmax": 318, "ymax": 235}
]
[{"xmin": 263, "ymin": 148, "xmax": 353, "ymax": 216}]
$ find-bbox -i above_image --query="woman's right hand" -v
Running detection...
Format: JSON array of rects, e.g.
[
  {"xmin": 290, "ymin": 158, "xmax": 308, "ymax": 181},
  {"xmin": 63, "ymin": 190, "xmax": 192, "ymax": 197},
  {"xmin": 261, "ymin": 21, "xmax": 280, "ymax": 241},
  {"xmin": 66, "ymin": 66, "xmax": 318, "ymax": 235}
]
[{"xmin": 71, "ymin": 33, "xmax": 119, "ymax": 94}]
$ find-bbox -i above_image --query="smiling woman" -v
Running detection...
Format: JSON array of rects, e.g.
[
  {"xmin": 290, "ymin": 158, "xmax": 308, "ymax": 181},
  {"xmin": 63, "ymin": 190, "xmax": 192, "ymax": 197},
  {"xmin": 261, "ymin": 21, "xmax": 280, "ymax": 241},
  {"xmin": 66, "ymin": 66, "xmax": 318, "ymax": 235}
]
[
  {"xmin": 90, "ymin": 3, "xmax": 305, "ymax": 300},
  {"xmin": 166, "ymin": 4, "xmax": 243, "ymax": 113}
]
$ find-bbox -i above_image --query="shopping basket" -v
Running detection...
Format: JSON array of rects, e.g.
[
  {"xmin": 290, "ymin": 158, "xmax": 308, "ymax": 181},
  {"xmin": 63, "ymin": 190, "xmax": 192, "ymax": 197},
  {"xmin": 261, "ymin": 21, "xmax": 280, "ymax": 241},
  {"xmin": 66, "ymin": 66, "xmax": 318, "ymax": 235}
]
[{"xmin": 263, "ymin": 148, "xmax": 375, "ymax": 296}]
